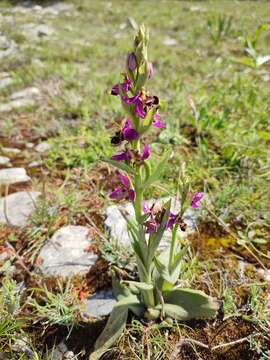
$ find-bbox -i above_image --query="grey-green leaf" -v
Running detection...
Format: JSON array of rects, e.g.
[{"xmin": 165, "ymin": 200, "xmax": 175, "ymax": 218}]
[
  {"xmin": 89, "ymin": 305, "xmax": 128, "ymax": 360},
  {"xmin": 163, "ymin": 288, "xmax": 219, "ymax": 320}
]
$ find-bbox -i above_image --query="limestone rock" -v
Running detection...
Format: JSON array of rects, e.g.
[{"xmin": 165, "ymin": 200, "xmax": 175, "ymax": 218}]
[
  {"xmin": 35, "ymin": 142, "xmax": 50, "ymax": 153},
  {"xmin": 85, "ymin": 289, "xmax": 116, "ymax": 318},
  {"xmin": 0, "ymin": 156, "xmax": 10, "ymax": 166},
  {"xmin": 39, "ymin": 226, "xmax": 98, "ymax": 277},
  {"xmin": 0, "ymin": 191, "xmax": 40, "ymax": 227},
  {"xmin": 0, "ymin": 168, "xmax": 30, "ymax": 185}
]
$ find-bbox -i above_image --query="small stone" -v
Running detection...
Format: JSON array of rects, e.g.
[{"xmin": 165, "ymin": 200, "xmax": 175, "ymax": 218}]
[
  {"xmin": 257, "ymin": 268, "xmax": 270, "ymax": 282},
  {"xmin": 39, "ymin": 226, "xmax": 98, "ymax": 277},
  {"xmin": 0, "ymin": 191, "xmax": 40, "ymax": 227},
  {"xmin": 0, "ymin": 156, "xmax": 10, "ymax": 165},
  {"xmin": 0, "ymin": 168, "xmax": 30, "ymax": 185},
  {"xmin": 26, "ymin": 142, "xmax": 34, "ymax": 149},
  {"xmin": 1, "ymin": 147, "xmax": 21, "ymax": 155},
  {"xmin": 163, "ymin": 37, "xmax": 177, "ymax": 46},
  {"xmin": 10, "ymin": 87, "xmax": 40, "ymax": 100},
  {"xmin": 21, "ymin": 24, "xmax": 55, "ymax": 40},
  {"xmin": 28, "ymin": 160, "xmax": 43, "ymax": 168},
  {"xmin": 0, "ymin": 73, "xmax": 14, "ymax": 90},
  {"xmin": 0, "ymin": 98, "xmax": 35, "ymax": 113},
  {"xmin": 35, "ymin": 142, "xmax": 50, "ymax": 153},
  {"xmin": 105, "ymin": 198, "xmax": 198, "ymax": 249},
  {"xmin": 0, "ymin": 35, "xmax": 17, "ymax": 59},
  {"xmin": 85, "ymin": 289, "xmax": 116, "ymax": 318}
]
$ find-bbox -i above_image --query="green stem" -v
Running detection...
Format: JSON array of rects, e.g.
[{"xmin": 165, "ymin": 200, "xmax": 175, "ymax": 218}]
[{"xmin": 169, "ymin": 224, "xmax": 178, "ymax": 270}]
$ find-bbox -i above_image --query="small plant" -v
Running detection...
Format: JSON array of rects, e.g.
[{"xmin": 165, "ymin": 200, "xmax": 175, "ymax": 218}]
[
  {"xmin": 236, "ymin": 24, "xmax": 270, "ymax": 68},
  {"xmin": 90, "ymin": 25, "xmax": 218, "ymax": 360},
  {"xmin": 28, "ymin": 280, "xmax": 81, "ymax": 336},
  {"xmin": 207, "ymin": 13, "xmax": 233, "ymax": 44}
]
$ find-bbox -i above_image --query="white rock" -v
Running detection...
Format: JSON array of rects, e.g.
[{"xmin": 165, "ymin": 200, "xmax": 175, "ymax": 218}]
[
  {"xmin": 105, "ymin": 197, "xmax": 198, "ymax": 249},
  {"xmin": 1, "ymin": 147, "xmax": 21, "ymax": 155},
  {"xmin": 0, "ymin": 98, "xmax": 35, "ymax": 113},
  {"xmin": 10, "ymin": 87, "xmax": 40, "ymax": 100},
  {"xmin": 0, "ymin": 156, "xmax": 10, "ymax": 165},
  {"xmin": 35, "ymin": 142, "xmax": 50, "ymax": 153},
  {"xmin": 85, "ymin": 288, "xmax": 116, "ymax": 318},
  {"xmin": 39, "ymin": 226, "xmax": 98, "ymax": 277},
  {"xmin": 21, "ymin": 24, "xmax": 55, "ymax": 40},
  {"xmin": 163, "ymin": 37, "xmax": 178, "ymax": 46},
  {"xmin": 0, "ymin": 191, "xmax": 40, "ymax": 227},
  {"xmin": 0, "ymin": 168, "xmax": 30, "ymax": 185},
  {"xmin": 0, "ymin": 35, "xmax": 17, "ymax": 59},
  {"xmin": 0, "ymin": 73, "xmax": 14, "ymax": 89},
  {"xmin": 257, "ymin": 268, "xmax": 270, "ymax": 282}
]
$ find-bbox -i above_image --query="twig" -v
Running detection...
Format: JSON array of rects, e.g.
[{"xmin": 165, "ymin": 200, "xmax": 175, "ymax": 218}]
[
  {"xmin": 170, "ymin": 332, "xmax": 261, "ymax": 359},
  {"xmin": 4, "ymin": 240, "xmax": 32, "ymax": 277}
]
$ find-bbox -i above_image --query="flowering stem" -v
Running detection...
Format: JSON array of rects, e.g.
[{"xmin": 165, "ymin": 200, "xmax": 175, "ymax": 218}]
[{"xmin": 169, "ymin": 224, "xmax": 178, "ymax": 269}]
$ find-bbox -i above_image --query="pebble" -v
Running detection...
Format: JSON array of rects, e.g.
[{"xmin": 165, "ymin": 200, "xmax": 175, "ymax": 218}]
[
  {"xmin": 0, "ymin": 72, "xmax": 14, "ymax": 90},
  {"xmin": 0, "ymin": 191, "xmax": 40, "ymax": 227},
  {"xmin": 0, "ymin": 156, "xmax": 10, "ymax": 166},
  {"xmin": 1, "ymin": 147, "xmax": 21, "ymax": 155},
  {"xmin": 38, "ymin": 226, "xmax": 98, "ymax": 277},
  {"xmin": 10, "ymin": 86, "xmax": 40, "ymax": 100},
  {"xmin": 163, "ymin": 37, "xmax": 178, "ymax": 46},
  {"xmin": 35, "ymin": 142, "xmax": 50, "ymax": 153},
  {"xmin": 0, "ymin": 168, "xmax": 30, "ymax": 185}
]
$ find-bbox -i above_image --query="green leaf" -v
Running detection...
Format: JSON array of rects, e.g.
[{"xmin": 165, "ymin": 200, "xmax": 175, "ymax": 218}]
[
  {"xmin": 124, "ymin": 281, "xmax": 153, "ymax": 291},
  {"xmin": 163, "ymin": 303, "xmax": 188, "ymax": 320},
  {"xmin": 141, "ymin": 151, "xmax": 170, "ymax": 190},
  {"xmin": 106, "ymin": 159, "xmax": 135, "ymax": 175},
  {"xmin": 90, "ymin": 305, "xmax": 128, "ymax": 360},
  {"xmin": 163, "ymin": 288, "xmax": 218, "ymax": 320}
]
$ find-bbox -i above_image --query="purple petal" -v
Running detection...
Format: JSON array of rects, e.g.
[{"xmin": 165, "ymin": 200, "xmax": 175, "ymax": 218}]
[
  {"xmin": 110, "ymin": 187, "xmax": 122, "ymax": 200},
  {"xmin": 152, "ymin": 119, "xmax": 166, "ymax": 129},
  {"xmin": 135, "ymin": 100, "xmax": 146, "ymax": 118},
  {"xmin": 119, "ymin": 173, "xmax": 130, "ymax": 188},
  {"xmin": 111, "ymin": 151, "xmax": 131, "ymax": 162},
  {"xmin": 191, "ymin": 192, "xmax": 204, "ymax": 209},
  {"xmin": 121, "ymin": 77, "xmax": 132, "ymax": 92},
  {"xmin": 111, "ymin": 84, "xmax": 120, "ymax": 96},
  {"xmin": 165, "ymin": 212, "xmax": 177, "ymax": 230},
  {"xmin": 128, "ymin": 189, "xmax": 136, "ymax": 202},
  {"xmin": 153, "ymin": 113, "xmax": 161, "ymax": 121},
  {"xmin": 123, "ymin": 128, "xmax": 139, "ymax": 142},
  {"xmin": 121, "ymin": 93, "xmax": 140, "ymax": 105},
  {"xmin": 142, "ymin": 201, "xmax": 150, "ymax": 214},
  {"xmin": 123, "ymin": 119, "xmax": 132, "ymax": 129},
  {"xmin": 141, "ymin": 144, "xmax": 150, "ymax": 160}
]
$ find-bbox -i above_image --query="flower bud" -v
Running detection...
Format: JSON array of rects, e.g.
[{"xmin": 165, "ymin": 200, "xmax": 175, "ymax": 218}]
[
  {"xmin": 147, "ymin": 62, "xmax": 153, "ymax": 79},
  {"xmin": 127, "ymin": 52, "xmax": 137, "ymax": 71}
]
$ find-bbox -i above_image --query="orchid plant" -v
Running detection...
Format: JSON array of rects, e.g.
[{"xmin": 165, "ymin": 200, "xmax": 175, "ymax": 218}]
[{"xmin": 90, "ymin": 25, "xmax": 218, "ymax": 360}]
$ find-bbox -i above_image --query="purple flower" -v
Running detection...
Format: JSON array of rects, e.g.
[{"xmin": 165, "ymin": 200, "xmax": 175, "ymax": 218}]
[
  {"xmin": 127, "ymin": 52, "xmax": 137, "ymax": 71},
  {"xmin": 135, "ymin": 99, "xmax": 146, "ymax": 119},
  {"xmin": 141, "ymin": 144, "xmax": 150, "ymax": 161},
  {"xmin": 111, "ymin": 150, "xmax": 131, "ymax": 162},
  {"xmin": 191, "ymin": 192, "xmax": 204, "ymax": 209},
  {"xmin": 111, "ymin": 85, "xmax": 120, "ymax": 96},
  {"xmin": 122, "ymin": 119, "xmax": 139, "ymax": 141},
  {"xmin": 152, "ymin": 113, "xmax": 166, "ymax": 129},
  {"xmin": 147, "ymin": 62, "xmax": 154, "ymax": 79},
  {"xmin": 165, "ymin": 212, "xmax": 177, "ymax": 230},
  {"xmin": 121, "ymin": 92, "xmax": 140, "ymax": 105},
  {"xmin": 121, "ymin": 77, "xmax": 132, "ymax": 92},
  {"xmin": 111, "ymin": 77, "xmax": 132, "ymax": 96},
  {"xmin": 110, "ymin": 173, "xmax": 135, "ymax": 202}
]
